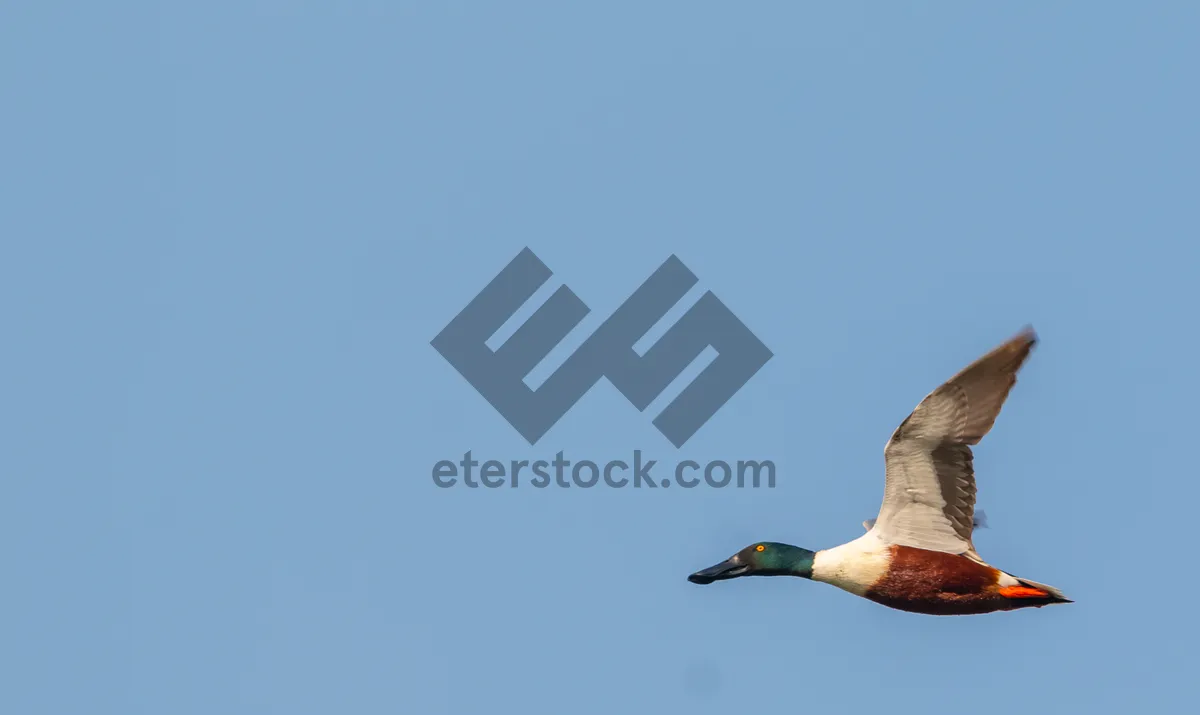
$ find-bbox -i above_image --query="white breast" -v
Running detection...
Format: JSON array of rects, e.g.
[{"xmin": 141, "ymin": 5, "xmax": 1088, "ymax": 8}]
[{"xmin": 810, "ymin": 532, "xmax": 893, "ymax": 597}]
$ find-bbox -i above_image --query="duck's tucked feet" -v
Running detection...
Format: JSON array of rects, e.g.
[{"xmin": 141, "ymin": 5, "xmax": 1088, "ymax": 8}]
[{"xmin": 998, "ymin": 585, "xmax": 1052, "ymax": 599}]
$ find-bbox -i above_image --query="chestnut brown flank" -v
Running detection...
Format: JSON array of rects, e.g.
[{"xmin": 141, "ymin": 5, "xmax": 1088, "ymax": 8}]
[{"xmin": 865, "ymin": 546, "xmax": 1055, "ymax": 616}]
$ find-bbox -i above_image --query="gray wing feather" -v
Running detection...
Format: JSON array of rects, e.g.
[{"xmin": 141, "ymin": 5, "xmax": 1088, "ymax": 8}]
[
  {"xmin": 869, "ymin": 327, "xmax": 1036, "ymax": 555},
  {"xmin": 864, "ymin": 511, "xmax": 986, "ymax": 532}
]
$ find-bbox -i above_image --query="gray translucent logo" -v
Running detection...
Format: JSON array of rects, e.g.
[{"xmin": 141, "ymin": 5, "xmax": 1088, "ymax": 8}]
[{"xmin": 431, "ymin": 248, "xmax": 772, "ymax": 447}]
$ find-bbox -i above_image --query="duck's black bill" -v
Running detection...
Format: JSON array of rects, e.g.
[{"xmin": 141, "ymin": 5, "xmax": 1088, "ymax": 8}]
[{"xmin": 688, "ymin": 558, "xmax": 749, "ymax": 585}]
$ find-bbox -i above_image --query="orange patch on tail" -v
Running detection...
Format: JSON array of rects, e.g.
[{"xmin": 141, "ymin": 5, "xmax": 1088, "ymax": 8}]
[{"xmin": 999, "ymin": 585, "xmax": 1050, "ymax": 599}]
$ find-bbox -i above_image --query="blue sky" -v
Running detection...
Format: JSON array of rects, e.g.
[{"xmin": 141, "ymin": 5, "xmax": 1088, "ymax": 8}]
[{"xmin": 3, "ymin": 2, "xmax": 1199, "ymax": 713}]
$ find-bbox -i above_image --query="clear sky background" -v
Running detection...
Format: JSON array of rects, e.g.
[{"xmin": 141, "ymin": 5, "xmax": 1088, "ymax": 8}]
[{"xmin": 3, "ymin": 3, "xmax": 1199, "ymax": 714}]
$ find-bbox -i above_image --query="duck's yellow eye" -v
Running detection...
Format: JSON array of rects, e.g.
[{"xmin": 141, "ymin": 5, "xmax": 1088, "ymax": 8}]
[{"xmin": 756, "ymin": 544, "xmax": 765, "ymax": 552}]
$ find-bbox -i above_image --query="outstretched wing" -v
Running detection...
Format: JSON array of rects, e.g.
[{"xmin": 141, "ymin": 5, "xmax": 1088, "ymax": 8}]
[
  {"xmin": 864, "ymin": 511, "xmax": 987, "ymax": 532},
  {"xmin": 868, "ymin": 327, "xmax": 1037, "ymax": 556}
]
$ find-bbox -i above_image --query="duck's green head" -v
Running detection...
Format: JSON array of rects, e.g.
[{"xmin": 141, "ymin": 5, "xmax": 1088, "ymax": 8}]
[{"xmin": 688, "ymin": 542, "xmax": 815, "ymax": 584}]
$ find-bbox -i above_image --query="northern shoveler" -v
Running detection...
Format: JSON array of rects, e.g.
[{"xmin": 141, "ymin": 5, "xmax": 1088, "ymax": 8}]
[{"xmin": 688, "ymin": 326, "xmax": 1071, "ymax": 616}]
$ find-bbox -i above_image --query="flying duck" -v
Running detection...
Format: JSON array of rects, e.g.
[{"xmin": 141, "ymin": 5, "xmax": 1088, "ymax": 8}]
[{"xmin": 688, "ymin": 326, "xmax": 1071, "ymax": 615}]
